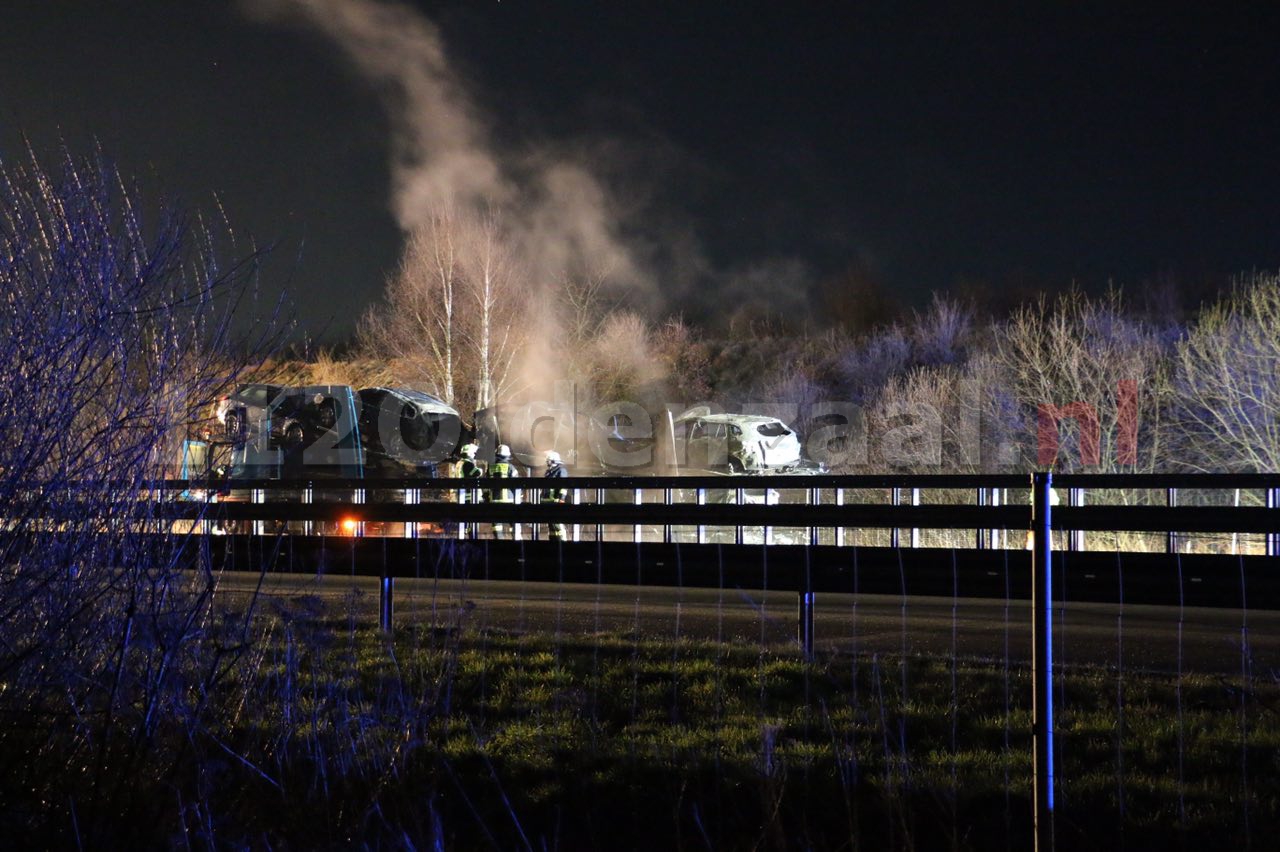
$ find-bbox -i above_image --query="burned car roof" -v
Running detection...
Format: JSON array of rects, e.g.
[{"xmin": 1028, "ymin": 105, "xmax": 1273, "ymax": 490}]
[
  {"xmin": 683, "ymin": 414, "xmax": 790, "ymax": 426},
  {"xmin": 360, "ymin": 387, "xmax": 459, "ymax": 416},
  {"xmin": 673, "ymin": 408, "xmax": 793, "ymax": 428}
]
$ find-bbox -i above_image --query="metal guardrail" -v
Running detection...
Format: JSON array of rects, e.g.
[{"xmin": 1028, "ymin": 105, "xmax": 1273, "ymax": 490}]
[
  {"xmin": 117, "ymin": 472, "xmax": 1280, "ymax": 640},
  {"xmin": 143, "ymin": 472, "xmax": 1280, "ymax": 539},
  {"xmin": 15, "ymin": 474, "xmax": 1280, "ymax": 604}
]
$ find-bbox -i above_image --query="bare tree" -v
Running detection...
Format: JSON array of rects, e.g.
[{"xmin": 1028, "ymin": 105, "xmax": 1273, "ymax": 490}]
[
  {"xmin": 1171, "ymin": 272, "xmax": 1280, "ymax": 472},
  {"xmin": 585, "ymin": 311, "xmax": 665, "ymax": 401},
  {"xmin": 990, "ymin": 291, "xmax": 1173, "ymax": 473},
  {"xmin": 652, "ymin": 316, "xmax": 713, "ymax": 403},
  {"xmin": 461, "ymin": 209, "xmax": 526, "ymax": 408},
  {"xmin": 360, "ymin": 205, "xmax": 466, "ymax": 404},
  {"xmin": 361, "ymin": 205, "xmax": 528, "ymax": 413}
]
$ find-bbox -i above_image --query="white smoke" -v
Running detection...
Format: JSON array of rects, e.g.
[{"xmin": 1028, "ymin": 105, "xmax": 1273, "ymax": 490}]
[{"xmin": 241, "ymin": 0, "xmax": 652, "ymax": 304}]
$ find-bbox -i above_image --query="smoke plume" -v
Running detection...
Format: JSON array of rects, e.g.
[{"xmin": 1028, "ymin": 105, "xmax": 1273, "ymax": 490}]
[{"xmin": 241, "ymin": 0, "xmax": 651, "ymax": 307}]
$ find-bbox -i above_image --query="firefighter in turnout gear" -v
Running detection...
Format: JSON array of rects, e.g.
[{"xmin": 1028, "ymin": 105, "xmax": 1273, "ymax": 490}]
[
  {"xmin": 486, "ymin": 444, "xmax": 517, "ymax": 539},
  {"xmin": 456, "ymin": 442, "xmax": 483, "ymax": 538},
  {"xmin": 542, "ymin": 450, "xmax": 569, "ymax": 541},
  {"xmin": 458, "ymin": 443, "xmax": 483, "ymax": 489}
]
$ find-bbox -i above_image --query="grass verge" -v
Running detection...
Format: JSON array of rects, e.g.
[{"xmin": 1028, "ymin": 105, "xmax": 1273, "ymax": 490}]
[{"xmin": 3, "ymin": 589, "xmax": 1277, "ymax": 850}]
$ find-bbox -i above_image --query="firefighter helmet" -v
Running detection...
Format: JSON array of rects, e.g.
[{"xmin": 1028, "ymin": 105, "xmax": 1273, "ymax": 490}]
[
  {"xmin": 545, "ymin": 450, "xmax": 562, "ymax": 466},
  {"xmin": 496, "ymin": 444, "xmax": 512, "ymax": 459},
  {"xmin": 460, "ymin": 442, "xmax": 478, "ymax": 459}
]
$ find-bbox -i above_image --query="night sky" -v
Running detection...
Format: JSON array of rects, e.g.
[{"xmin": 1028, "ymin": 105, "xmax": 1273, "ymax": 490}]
[{"xmin": 2, "ymin": 1, "xmax": 1278, "ymax": 338}]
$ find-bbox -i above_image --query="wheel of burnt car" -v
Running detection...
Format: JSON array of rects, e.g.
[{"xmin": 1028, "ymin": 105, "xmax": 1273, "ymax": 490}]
[
  {"xmin": 284, "ymin": 422, "xmax": 305, "ymax": 446},
  {"xmin": 224, "ymin": 411, "xmax": 242, "ymax": 436},
  {"xmin": 316, "ymin": 400, "xmax": 337, "ymax": 429},
  {"xmin": 728, "ymin": 457, "xmax": 745, "ymax": 473}
]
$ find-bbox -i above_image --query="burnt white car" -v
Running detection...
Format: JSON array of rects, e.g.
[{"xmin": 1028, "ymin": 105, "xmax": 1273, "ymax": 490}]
[{"xmin": 674, "ymin": 410, "xmax": 816, "ymax": 472}]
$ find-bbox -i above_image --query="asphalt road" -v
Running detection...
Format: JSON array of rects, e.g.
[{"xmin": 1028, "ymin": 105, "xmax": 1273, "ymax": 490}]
[{"xmin": 211, "ymin": 572, "xmax": 1278, "ymax": 676}]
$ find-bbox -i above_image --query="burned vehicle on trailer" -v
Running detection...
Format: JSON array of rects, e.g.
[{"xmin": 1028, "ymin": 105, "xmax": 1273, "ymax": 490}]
[
  {"xmin": 673, "ymin": 408, "xmax": 821, "ymax": 473},
  {"xmin": 212, "ymin": 382, "xmax": 347, "ymax": 452},
  {"xmin": 214, "ymin": 383, "xmax": 286, "ymax": 438},
  {"xmin": 218, "ymin": 385, "xmax": 363, "ymax": 479},
  {"xmin": 183, "ymin": 385, "xmax": 364, "ymax": 533},
  {"xmin": 356, "ymin": 387, "xmax": 466, "ymax": 476},
  {"xmin": 184, "ymin": 385, "xmax": 469, "ymax": 536},
  {"xmin": 193, "ymin": 385, "xmax": 467, "ymax": 481}
]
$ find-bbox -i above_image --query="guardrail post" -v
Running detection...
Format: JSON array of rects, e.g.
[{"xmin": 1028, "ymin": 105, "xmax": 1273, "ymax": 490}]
[
  {"xmin": 572, "ymin": 488, "xmax": 581, "ymax": 542},
  {"xmin": 514, "ymin": 486, "xmax": 524, "ymax": 542},
  {"xmin": 664, "ymin": 487, "xmax": 673, "ymax": 543},
  {"xmin": 252, "ymin": 487, "xmax": 265, "ymax": 537},
  {"xmin": 596, "ymin": 487, "xmax": 604, "ymax": 543},
  {"xmin": 696, "ymin": 488, "xmax": 706, "ymax": 544},
  {"xmin": 1269, "ymin": 488, "xmax": 1280, "ymax": 557},
  {"xmin": 835, "ymin": 487, "xmax": 845, "ymax": 547},
  {"xmin": 403, "ymin": 487, "xmax": 419, "ymax": 539},
  {"xmin": 890, "ymin": 487, "xmax": 900, "ymax": 548},
  {"xmin": 633, "ymin": 488, "xmax": 643, "ymax": 544},
  {"xmin": 1165, "ymin": 487, "xmax": 1177, "ymax": 554},
  {"xmin": 798, "ymin": 547, "xmax": 815, "ymax": 661},
  {"xmin": 1068, "ymin": 487, "xmax": 1085, "ymax": 552},
  {"xmin": 992, "ymin": 487, "xmax": 1005, "ymax": 549},
  {"xmin": 1032, "ymin": 471, "xmax": 1056, "ymax": 852},
  {"xmin": 809, "ymin": 487, "xmax": 820, "ymax": 546},
  {"xmin": 910, "ymin": 487, "xmax": 920, "ymax": 548},
  {"xmin": 976, "ymin": 487, "xmax": 987, "ymax": 550},
  {"xmin": 379, "ymin": 576, "xmax": 394, "ymax": 632},
  {"xmin": 457, "ymin": 482, "xmax": 468, "ymax": 540},
  {"xmin": 303, "ymin": 483, "xmax": 314, "ymax": 536},
  {"xmin": 735, "ymin": 487, "xmax": 744, "ymax": 545},
  {"xmin": 764, "ymin": 487, "xmax": 774, "ymax": 547}
]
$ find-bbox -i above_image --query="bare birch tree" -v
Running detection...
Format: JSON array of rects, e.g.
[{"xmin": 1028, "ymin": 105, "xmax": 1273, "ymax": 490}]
[
  {"xmin": 360, "ymin": 206, "xmax": 467, "ymax": 404},
  {"xmin": 461, "ymin": 209, "xmax": 525, "ymax": 408},
  {"xmin": 362, "ymin": 205, "xmax": 529, "ymax": 414}
]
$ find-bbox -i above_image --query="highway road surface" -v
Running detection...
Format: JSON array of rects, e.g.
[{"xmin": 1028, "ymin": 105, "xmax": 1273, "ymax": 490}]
[{"xmin": 211, "ymin": 572, "xmax": 1278, "ymax": 676}]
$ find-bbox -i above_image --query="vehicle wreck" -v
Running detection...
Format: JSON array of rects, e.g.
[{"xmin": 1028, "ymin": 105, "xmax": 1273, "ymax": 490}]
[
  {"xmin": 357, "ymin": 387, "xmax": 466, "ymax": 475},
  {"xmin": 671, "ymin": 407, "xmax": 822, "ymax": 473}
]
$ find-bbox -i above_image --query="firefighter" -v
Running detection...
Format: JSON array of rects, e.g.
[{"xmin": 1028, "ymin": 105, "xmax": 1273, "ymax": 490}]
[
  {"xmin": 458, "ymin": 442, "xmax": 483, "ymax": 487},
  {"xmin": 542, "ymin": 450, "xmax": 569, "ymax": 541},
  {"xmin": 486, "ymin": 444, "xmax": 518, "ymax": 539},
  {"xmin": 455, "ymin": 442, "xmax": 483, "ymax": 537}
]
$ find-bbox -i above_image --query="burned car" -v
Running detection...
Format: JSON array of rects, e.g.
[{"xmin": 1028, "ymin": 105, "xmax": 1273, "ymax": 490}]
[
  {"xmin": 357, "ymin": 387, "xmax": 466, "ymax": 475},
  {"xmin": 246, "ymin": 386, "xmax": 360, "ymax": 474},
  {"xmin": 188, "ymin": 385, "xmax": 365, "ymax": 490},
  {"xmin": 272, "ymin": 391, "xmax": 341, "ymax": 448},
  {"xmin": 673, "ymin": 409, "xmax": 820, "ymax": 473},
  {"xmin": 215, "ymin": 383, "xmax": 286, "ymax": 438},
  {"xmin": 214, "ymin": 384, "xmax": 343, "ymax": 450}
]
